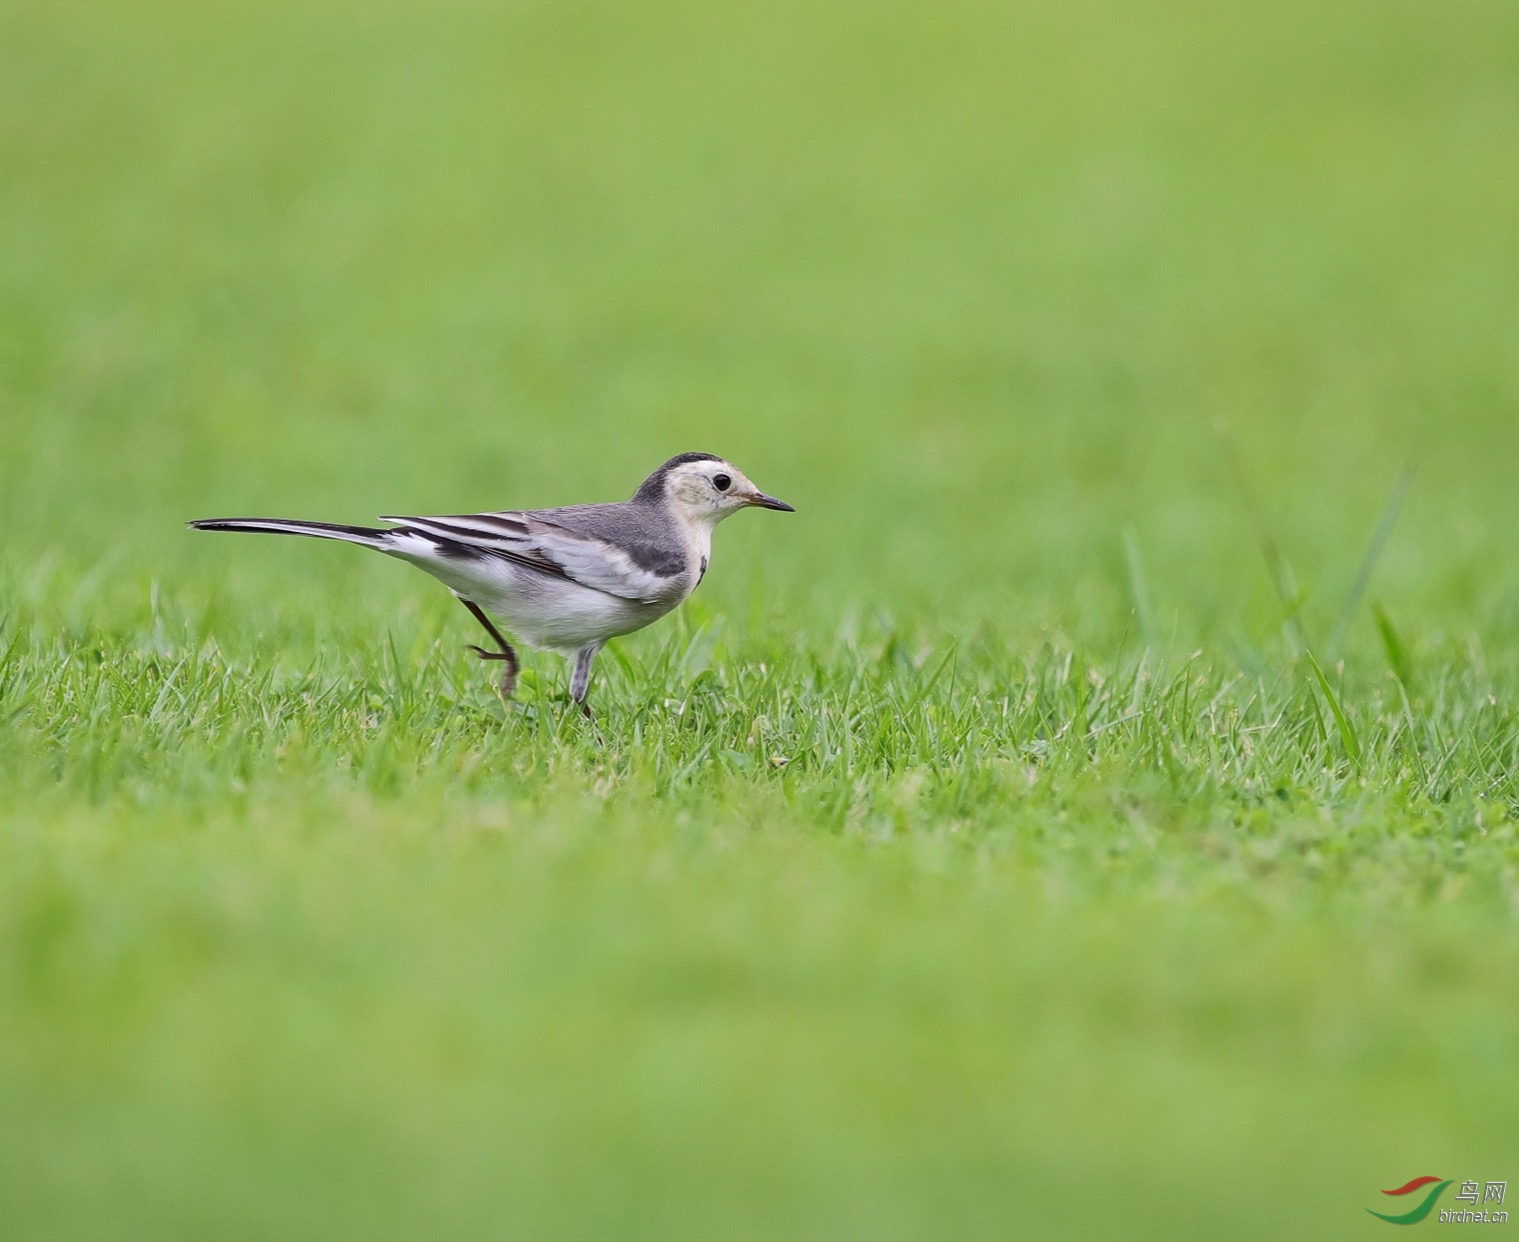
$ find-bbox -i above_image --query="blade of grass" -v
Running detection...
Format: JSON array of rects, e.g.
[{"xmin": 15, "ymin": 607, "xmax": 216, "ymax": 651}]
[
  {"xmin": 1122, "ymin": 525, "xmax": 1157, "ymax": 646},
  {"xmin": 1217, "ymin": 425, "xmax": 1309, "ymax": 655},
  {"xmin": 1327, "ymin": 467, "xmax": 1413, "ymax": 657},
  {"xmin": 1305, "ymin": 649, "xmax": 1361, "ymax": 766},
  {"xmin": 1372, "ymin": 602, "xmax": 1414, "ymax": 692}
]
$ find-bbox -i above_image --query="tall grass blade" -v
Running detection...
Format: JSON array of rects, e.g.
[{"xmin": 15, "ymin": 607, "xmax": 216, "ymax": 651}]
[
  {"xmin": 1217, "ymin": 426, "xmax": 1309, "ymax": 655},
  {"xmin": 1305, "ymin": 649, "xmax": 1361, "ymax": 765},
  {"xmin": 1328, "ymin": 467, "xmax": 1413, "ymax": 657},
  {"xmin": 1372, "ymin": 602, "xmax": 1414, "ymax": 691},
  {"xmin": 1122, "ymin": 525, "xmax": 1157, "ymax": 645}
]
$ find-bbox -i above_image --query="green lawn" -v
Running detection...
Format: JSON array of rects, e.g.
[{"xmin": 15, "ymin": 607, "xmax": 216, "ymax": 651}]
[{"xmin": 3, "ymin": 0, "xmax": 1518, "ymax": 1237}]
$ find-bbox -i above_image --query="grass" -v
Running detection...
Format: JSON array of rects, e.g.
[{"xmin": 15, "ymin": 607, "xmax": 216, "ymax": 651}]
[{"xmin": 3, "ymin": 0, "xmax": 1519, "ymax": 1237}]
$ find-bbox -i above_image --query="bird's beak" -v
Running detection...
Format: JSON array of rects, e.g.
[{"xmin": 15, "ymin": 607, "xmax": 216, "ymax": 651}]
[{"xmin": 743, "ymin": 490, "xmax": 795, "ymax": 512}]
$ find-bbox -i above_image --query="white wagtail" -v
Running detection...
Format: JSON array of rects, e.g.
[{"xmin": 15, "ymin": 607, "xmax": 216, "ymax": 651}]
[{"xmin": 189, "ymin": 453, "xmax": 793, "ymax": 716}]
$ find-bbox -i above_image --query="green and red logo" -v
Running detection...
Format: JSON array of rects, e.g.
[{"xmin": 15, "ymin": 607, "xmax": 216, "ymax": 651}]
[
  {"xmin": 1367, "ymin": 1177, "xmax": 1508, "ymax": 1225},
  {"xmin": 1367, "ymin": 1177, "xmax": 1452, "ymax": 1225}
]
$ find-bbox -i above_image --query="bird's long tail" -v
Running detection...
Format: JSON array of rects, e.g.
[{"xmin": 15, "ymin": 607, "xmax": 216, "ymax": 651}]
[{"xmin": 187, "ymin": 518, "xmax": 392, "ymax": 548}]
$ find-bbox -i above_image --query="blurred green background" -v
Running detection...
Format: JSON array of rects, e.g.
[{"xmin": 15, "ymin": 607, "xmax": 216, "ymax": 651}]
[
  {"xmin": 8, "ymin": 0, "xmax": 1519, "ymax": 627},
  {"xmin": 2, "ymin": 0, "xmax": 1518, "ymax": 1238}
]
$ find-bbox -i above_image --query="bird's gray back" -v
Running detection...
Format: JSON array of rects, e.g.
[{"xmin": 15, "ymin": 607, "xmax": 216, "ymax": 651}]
[{"xmin": 520, "ymin": 500, "xmax": 688, "ymax": 579}]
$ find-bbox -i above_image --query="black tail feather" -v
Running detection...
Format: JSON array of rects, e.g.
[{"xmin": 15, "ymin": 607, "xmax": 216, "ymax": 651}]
[{"xmin": 186, "ymin": 518, "xmax": 390, "ymax": 547}]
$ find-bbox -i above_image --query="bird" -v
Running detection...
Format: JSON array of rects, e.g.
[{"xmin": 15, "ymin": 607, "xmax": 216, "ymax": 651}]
[{"xmin": 188, "ymin": 452, "xmax": 793, "ymax": 718}]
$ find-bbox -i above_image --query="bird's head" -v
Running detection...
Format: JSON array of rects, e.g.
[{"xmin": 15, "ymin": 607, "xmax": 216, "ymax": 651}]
[{"xmin": 634, "ymin": 452, "xmax": 794, "ymax": 526}]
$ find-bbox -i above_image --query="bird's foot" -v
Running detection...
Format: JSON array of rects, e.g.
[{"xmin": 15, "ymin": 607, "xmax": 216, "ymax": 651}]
[
  {"xmin": 466, "ymin": 645, "xmax": 519, "ymax": 699},
  {"xmin": 574, "ymin": 698, "xmax": 604, "ymax": 745}
]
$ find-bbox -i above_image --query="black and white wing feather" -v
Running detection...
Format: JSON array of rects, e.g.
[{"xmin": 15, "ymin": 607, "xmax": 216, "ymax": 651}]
[{"xmin": 379, "ymin": 511, "xmax": 682, "ymax": 605}]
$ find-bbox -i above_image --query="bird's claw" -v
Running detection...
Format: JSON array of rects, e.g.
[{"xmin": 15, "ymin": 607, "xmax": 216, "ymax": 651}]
[
  {"xmin": 576, "ymin": 700, "xmax": 605, "ymax": 745},
  {"xmin": 464, "ymin": 645, "xmax": 518, "ymax": 698}
]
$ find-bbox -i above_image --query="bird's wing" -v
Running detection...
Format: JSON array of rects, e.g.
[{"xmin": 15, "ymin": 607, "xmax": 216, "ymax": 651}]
[{"xmin": 377, "ymin": 511, "xmax": 680, "ymax": 604}]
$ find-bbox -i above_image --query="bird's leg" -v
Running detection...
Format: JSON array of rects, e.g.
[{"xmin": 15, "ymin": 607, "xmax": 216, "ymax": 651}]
[
  {"xmin": 457, "ymin": 597, "xmax": 519, "ymax": 699},
  {"xmin": 569, "ymin": 642, "xmax": 604, "ymax": 721}
]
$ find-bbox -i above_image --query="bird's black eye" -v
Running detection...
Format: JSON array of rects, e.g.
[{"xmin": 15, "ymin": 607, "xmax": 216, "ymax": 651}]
[{"xmin": 713, "ymin": 474, "xmax": 731, "ymax": 492}]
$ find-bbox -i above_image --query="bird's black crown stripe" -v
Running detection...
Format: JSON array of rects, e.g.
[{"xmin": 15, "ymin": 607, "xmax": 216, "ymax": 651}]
[{"xmin": 631, "ymin": 452, "xmax": 725, "ymax": 503}]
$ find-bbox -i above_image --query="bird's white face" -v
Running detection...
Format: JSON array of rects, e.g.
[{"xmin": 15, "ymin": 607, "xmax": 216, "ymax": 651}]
[{"xmin": 663, "ymin": 459, "xmax": 794, "ymax": 527}]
